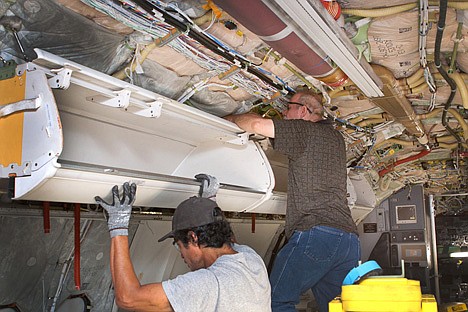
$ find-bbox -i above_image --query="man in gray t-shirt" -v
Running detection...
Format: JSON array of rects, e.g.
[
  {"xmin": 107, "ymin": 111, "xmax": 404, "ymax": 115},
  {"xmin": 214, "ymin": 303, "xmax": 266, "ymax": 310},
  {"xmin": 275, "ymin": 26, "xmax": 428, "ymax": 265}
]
[
  {"xmin": 163, "ymin": 243, "xmax": 270, "ymax": 311},
  {"xmin": 96, "ymin": 182, "xmax": 271, "ymax": 312}
]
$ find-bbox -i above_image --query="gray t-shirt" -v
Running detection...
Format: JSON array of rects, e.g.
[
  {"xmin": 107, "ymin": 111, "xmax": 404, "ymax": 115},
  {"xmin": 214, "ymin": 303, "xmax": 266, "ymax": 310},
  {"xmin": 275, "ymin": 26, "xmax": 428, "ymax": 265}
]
[
  {"xmin": 162, "ymin": 244, "xmax": 271, "ymax": 312},
  {"xmin": 272, "ymin": 119, "xmax": 358, "ymax": 238}
]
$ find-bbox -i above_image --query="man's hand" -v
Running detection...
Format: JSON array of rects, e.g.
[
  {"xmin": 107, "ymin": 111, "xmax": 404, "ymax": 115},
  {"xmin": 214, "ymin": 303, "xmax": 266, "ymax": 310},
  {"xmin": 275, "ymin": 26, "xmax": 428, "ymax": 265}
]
[
  {"xmin": 195, "ymin": 173, "xmax": 219, "ymax": 200},
  {"xmin": 95, "ymin": 182, "xmax": 137, "ymax": 238}
]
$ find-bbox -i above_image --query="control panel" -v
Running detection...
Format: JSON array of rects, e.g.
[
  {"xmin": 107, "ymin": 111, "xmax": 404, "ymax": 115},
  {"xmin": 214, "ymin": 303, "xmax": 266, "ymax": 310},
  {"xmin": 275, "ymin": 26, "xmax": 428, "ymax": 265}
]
[{"xmin": 391, "ymin": 231, "xmax": 425, "ymax": 243}]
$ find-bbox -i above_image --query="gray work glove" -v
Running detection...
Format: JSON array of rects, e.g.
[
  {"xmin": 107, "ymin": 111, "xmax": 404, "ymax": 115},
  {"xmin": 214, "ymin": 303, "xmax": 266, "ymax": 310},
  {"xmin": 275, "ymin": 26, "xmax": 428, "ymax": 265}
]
[
  {"xmin": 95, "ymin": 182, "xmax": 137, "ymax": 238},
  {"xmin": 195, "ymin": 173, "xmax": 219, "ymax": 200}
]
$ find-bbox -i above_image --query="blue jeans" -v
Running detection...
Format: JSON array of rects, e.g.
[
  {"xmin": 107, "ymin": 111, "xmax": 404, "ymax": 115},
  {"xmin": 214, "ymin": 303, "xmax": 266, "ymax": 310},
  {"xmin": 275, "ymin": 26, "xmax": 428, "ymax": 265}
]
[{"xmin": 270, "ymin": 225, "xmax": 360, "ymax": 312}]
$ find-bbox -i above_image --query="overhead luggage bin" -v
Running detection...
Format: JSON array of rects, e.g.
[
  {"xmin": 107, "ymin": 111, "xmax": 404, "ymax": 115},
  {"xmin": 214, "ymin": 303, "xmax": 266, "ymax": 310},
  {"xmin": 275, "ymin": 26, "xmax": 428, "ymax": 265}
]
[{"xmin": 0, "ymin": 49, "xmax": 282, "ymax": 213}]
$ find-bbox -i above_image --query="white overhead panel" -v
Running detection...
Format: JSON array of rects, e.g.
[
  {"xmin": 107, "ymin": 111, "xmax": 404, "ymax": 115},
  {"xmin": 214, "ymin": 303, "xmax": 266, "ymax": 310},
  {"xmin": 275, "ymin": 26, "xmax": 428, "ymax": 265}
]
[{"xmin": 0, "ymin": 49, "xmax": 281, "ymax": 214}]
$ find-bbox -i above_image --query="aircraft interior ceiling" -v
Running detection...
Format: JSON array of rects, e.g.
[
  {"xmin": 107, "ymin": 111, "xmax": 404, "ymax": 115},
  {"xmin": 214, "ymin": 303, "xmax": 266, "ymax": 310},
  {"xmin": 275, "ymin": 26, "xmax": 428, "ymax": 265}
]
[
  {"xmin": 1, "ymin": 1, "xmax": 468, "ymax": 212},
  {"xmin": 2, "ymin": 0, "xmax": 468, "ymax": 310}
]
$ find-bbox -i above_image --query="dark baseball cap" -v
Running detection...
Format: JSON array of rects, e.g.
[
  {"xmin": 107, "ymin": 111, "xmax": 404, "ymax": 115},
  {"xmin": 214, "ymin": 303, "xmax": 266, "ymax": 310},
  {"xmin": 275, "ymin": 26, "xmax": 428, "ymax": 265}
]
[{"xmin": 158, "ymin": 197, "xmax": 223, "ymax": 242}]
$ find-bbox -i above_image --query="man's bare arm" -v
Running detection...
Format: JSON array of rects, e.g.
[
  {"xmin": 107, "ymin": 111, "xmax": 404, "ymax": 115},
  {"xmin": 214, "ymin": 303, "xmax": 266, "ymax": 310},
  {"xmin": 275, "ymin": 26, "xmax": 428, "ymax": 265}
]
[
  {"xmin": 110, "ymin": 235, "xmax": 173, "ymax": 312},
  {"xmin": 224, "ymin": 113, "xmax": 275, "ymax": 138}
]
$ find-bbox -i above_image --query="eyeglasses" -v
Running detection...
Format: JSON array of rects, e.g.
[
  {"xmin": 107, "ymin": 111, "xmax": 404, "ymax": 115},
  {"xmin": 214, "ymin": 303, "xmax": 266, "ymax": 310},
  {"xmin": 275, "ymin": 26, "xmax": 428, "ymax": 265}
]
[
  {"xmin": 172, "ymin": 240, "xmax": 180, "ymax": 252},
  {"xmin": 287, "ymin": 101, "xmax": 314, "ymax": 114}
]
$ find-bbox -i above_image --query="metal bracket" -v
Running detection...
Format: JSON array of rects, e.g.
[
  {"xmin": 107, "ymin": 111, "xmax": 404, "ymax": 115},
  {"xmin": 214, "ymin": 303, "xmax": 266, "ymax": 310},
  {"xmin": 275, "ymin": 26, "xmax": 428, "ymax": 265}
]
[
  {"xmin": 218, "ymin": 65, "xmax": 242, "ymax": 80},
  {"xmin": 30, "ymin": 152, "xmax": 59, "ymax": 172},
  {"xmin": 15, "ymin": 63, "xmax": 33, "ymax": 77},
  {"xmin": 132, "ymin": 100, "xmax": 162, "ymax": 118},
  {"xmin": 0, "ymin": 95, "xmax": 41, "ymax": 117},
  {"xmin": 1, "ymin": 161, "xmax": 32, "ymax": 177},
  {"xmin": 155, "ymin": 27, "xmax": 184, "ymax": 47},
  {"xmin": 226, "ymin": 132, "xmax": 249, "ymax": 145},
  {"xmin": 86, "ymin": 89, "xmax": 131, "ymax": 109},
  {"xmin": 261, "ymin": 91, "xmax": 282, "ymax": 105},
  {"xmin": 48, "ymin": 67, "xmax": 73, "ymax": 89}
]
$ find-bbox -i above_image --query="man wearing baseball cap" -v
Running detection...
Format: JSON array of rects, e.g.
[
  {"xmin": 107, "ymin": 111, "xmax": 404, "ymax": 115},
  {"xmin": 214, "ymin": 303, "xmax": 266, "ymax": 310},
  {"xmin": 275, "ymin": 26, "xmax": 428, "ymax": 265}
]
[{"xmin": 95, "ymin": 178, "xmax": 271, "ymax": 312}]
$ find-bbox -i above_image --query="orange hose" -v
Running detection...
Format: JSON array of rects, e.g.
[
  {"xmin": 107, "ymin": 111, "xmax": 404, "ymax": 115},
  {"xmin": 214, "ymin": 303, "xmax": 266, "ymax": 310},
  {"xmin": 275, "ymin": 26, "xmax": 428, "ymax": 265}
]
[{"xmin": 378, "ymin": 149, "xmax": 431, "ymax": 177}]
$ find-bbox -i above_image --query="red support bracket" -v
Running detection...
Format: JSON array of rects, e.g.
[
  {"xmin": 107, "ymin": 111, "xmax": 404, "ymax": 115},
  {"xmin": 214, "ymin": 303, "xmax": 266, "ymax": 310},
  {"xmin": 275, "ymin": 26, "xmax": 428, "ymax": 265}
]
[
  {"xmin": 251, "ymin": 213, "xmax": 256, "ymax": 234},
  {"xmin": 74, "ymin": 203, "xmax": 81, "ymax": 290},
  {"xmin": 42, "ymin": 201, "xmax": 50, "ymax": 234}
]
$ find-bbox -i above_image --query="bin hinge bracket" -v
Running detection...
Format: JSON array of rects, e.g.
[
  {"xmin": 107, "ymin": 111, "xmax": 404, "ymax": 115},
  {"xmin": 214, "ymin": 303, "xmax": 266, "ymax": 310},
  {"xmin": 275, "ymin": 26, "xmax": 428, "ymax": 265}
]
[
  {"xmin": 48, "ymin": 67, "xmax": 73, "ymax": 89},
  {"xmin": 86, "ymin": 89, "xmax": 131, "ymax": 109},
  {"xmin": 226, "ymin": 132, "xmax": 249, "ymax": 145},
  {"xmin": 1, "ymin": 161, "xmax": 32, "ymax": 177},
  {"xmin": 132, "ymin": 100, "xmax": 163, "ymax": 118}
]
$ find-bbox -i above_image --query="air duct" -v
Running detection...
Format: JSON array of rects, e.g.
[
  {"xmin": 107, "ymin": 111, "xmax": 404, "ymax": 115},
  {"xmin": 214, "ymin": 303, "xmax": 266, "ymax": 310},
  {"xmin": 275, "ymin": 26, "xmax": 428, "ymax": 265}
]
[
  {"xmin": 213, "ymin": 0, "xmax": 348, "ymax": 87},
  {"xmin": 371, "ymin": 65, "xmax": 429, "ymax": 145}
]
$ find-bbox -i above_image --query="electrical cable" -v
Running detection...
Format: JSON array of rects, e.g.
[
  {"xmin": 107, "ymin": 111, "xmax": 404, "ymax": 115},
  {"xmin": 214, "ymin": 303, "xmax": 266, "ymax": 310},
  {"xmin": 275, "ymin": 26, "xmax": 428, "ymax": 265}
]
[
  {"xmin": 434, "ymin": 0, "xmax": 463, "ymax": 145},
  {"xmin": 83, "ymin": 0, "xmax": 284, "ymax": 100},
  {"xmin": 131, "ymin": 0, "xmax": 286, "ymax": 92}
]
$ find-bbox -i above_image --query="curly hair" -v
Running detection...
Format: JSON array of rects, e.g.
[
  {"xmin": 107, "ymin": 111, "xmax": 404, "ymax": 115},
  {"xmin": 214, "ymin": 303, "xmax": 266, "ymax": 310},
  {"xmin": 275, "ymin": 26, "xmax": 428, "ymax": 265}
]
[{"xmin": 173, "ymin": 207, "xmax": 234, "ymax": 248}]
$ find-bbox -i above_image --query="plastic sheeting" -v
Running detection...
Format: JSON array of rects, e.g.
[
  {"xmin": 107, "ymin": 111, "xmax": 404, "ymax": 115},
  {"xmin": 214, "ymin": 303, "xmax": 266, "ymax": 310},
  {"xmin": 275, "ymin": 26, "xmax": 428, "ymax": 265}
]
[
  {"xmin": 134, "ymin": 58, "xmax": 244, "ymax": 116},
  {"xmin": 0, "ymin": 0, "xmax": 16, "ymax": 17},
  {"xmin": 0, "ymin": 0, "xmax": 132, "ymax": 74},
  {"xmin": 188, "ymin": 82, "xmax": 247, "ymax": 116},
  {"xmin": 160, "ymin": 0, "xmax": 209, "ymax": 18},
  {"xmin": 135, "ymin": 58, "xmax": 192, "ymax": 98},
  {"xmin": 0, "ymin": 212, "xmax": 124, "ymax": 311}
]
